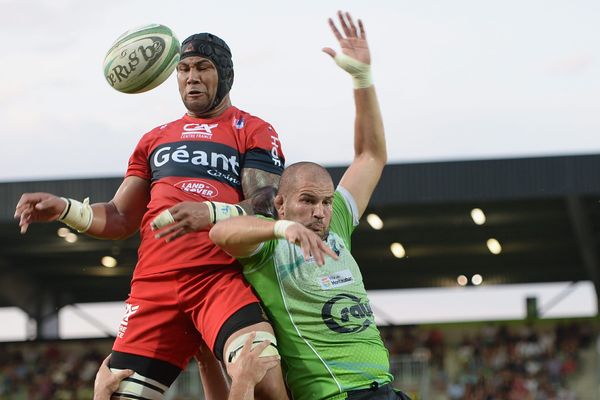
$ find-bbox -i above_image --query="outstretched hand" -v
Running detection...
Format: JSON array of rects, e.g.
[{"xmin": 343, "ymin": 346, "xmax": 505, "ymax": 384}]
[
  {"xmin": 14, "ymin": 192, "xmax": 66, "ymax": 234},
  {"xmin": 283, "ymin": 222, "xmax": 338, "ymax": 266},
  {"xmin": 322, "ymin": 11, "xmax": 370, "ymax": 65}
]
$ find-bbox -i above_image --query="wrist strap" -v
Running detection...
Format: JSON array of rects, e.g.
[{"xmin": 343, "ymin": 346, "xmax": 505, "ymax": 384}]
[
  {"xmin": 204, "ymin": 201, "xmax": 246, "ymax": 225},
  {"xmin": 274, "ymin": 220, "xmax": 296, "ymax": 239},
  {"xmin": 333, "ymin": 53, "xmax": 373, "ymax": 89},
  {"xmin": 58, "ymin": 197, "xmax": 94, "ymax": 233}
]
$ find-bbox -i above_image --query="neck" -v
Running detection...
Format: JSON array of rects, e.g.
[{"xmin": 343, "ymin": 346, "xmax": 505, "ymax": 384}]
[{"xmin": 188, "ymin": 96, "xmax": 232, "ymax": 119}]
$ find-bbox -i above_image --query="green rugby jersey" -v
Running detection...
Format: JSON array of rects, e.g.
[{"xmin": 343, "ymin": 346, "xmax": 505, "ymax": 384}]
[{"xmin": 240, "ymin": 187, "xmax": 393, "ymax": 400}]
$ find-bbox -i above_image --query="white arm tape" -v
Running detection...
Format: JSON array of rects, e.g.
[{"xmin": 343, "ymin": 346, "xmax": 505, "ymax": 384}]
[
  {"xmin": 226, "ymin": 331, "xmax": 279, "ymax": 364},
  {"xmin": 274, "ymin": 220, "xmax": 296, "ymax": 239},
  {"xmin": 203, "ymin": 201, "xmax": 246, "ymax": 225},
  {"xmin": 333, "ymin": 53, "xmax": 373, "ymax": 89},
  {"xmin": 58, "ymin": 197, "xmax": 93, "ymax": 233}
]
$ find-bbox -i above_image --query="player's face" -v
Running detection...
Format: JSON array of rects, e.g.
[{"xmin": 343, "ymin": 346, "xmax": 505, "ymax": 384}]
[
  {"xmin": 177, "ymin": 56, "xmax": 218, "ymax": 116},
  {"xmin": 281, "ymin": 177, "xmax": 334, "ymax": 240}
]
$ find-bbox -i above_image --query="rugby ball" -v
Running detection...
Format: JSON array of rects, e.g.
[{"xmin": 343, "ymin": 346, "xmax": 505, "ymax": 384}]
[{"xmin": 103, "ymin": 24, "xmax": 180, "ymax": 94}]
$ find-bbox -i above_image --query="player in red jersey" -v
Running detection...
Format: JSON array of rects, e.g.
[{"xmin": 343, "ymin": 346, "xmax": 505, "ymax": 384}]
[{"xmin": 15, "ymin": 33, "xmax": 288, "ymax": 400}]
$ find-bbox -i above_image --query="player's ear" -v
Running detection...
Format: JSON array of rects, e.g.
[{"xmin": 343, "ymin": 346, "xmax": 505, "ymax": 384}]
[{"xmin": 274, "ymin": 194, "xmax": 285, "ymax": 218}]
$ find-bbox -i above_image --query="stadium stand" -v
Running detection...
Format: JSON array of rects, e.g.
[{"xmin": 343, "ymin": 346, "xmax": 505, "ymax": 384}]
[{"xmin": 0, "ymin": 320, "xmax": 596, "ymax": 399}]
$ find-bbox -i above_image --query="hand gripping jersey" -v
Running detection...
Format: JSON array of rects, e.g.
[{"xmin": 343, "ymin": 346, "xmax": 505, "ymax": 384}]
[
  {"xmin": 240, "ymin": 187, "xmax": 393, "ymax": 400},
  {"xmin": 127, "ymin": 106, "xmax": 285, "ymax": 277}
]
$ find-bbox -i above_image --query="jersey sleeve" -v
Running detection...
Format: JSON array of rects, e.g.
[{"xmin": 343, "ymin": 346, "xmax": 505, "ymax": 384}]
[
  {"xmin": 126, "ymin": 132, "xmax": 153, "ymax": 180},
  {"xmin": 329, "ymin": 186, "xmax": 360, "ymax": 250},
  {"xmin": 243, "ymin": 120, "xmax": 285, "ymax": 175}
]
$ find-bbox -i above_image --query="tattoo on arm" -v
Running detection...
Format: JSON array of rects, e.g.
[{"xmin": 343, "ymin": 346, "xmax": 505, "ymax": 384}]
[{"xmin": 240, "ymin": 168, "xmax": 281, "ymax": 216}]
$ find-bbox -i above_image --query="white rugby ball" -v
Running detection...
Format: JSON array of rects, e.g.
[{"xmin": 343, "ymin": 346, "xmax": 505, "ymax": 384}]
[{"xmin": 103, "ymin": 24, "xmax": 180, "ymax": 94}]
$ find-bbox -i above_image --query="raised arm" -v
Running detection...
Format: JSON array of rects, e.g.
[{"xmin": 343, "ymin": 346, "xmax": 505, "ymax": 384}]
[
  {"xmin": 323, "ymin": 12, "xmax": 386, "ymax": 218},
  {"xmin": 15, "ymin": 175, "xmax": 149, "ymax": 239}
]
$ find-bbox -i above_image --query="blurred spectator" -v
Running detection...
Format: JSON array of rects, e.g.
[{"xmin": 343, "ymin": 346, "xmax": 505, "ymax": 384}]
[
  {"xmin": 0, "ymin": 321, "xmax": 595, "ymax": 400},
  {"xmin": 0, "ymin": 341, "xmax": 108, "ymax": 400}
]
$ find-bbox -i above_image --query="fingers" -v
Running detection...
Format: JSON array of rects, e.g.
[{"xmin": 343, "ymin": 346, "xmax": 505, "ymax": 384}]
[
  {"xmin": 328, "ymin": 17, "xmax": 343, "ymax": 41},
  {"xmin": 310, "ymin": 235, "xmax": 325, "ymax": 266},
  {"xmin": 101, "ymin": 354, "xmax": 112, "ymax": 367},
  {"xmin": 318, "ymin": 240, "xmax": 339, "ymax": 261},
  {"xmin": 344, "ymin": 12, "xmax": 358, "ymax": 38},
  {"xmin": 289, "ymin": 227, "xmax": 339, "ymax": 266},
  {"xmin": 251, "ymin": 339, "xmax": 272, "ymax": 355},
  {"xmin": 241, "ymin": 332, "xmax": 257, "ymax": 356},
  {"xmin": 154, "ymin": 220, "xmax": 184, "ymax": 239},
  {"xmin": 150, "ymin": 209, "xmax": 175, "ymax": 230},
  {"xmin": 294, "ymin": 233, "xmax": 313, "ymax": 263},
  {"xmin": 293, "ymin": 231, "xmax": 326, "ymax": 266},
  {"xmin": 151, "ymin": 208, "xmax": 188, "ymax": 242},
  {"xmin": 337, "ymin": 10, "xmax": 352, "ymax": 38},
  {"xmin": 358, "ymin": 19, "xmax": 366, "ymax": 39},
  {"xmin": 19, "ymin": 213, "xmax": 31, "ymax": 234},
  {"xmin": 332, "ymin": 11, "xmax": 359, "ymax": 40},
  {"xmin": 114, "ymin": 368, "xmax": 135, "ymax": 380},
  {"xmin": 15, "ymin": 197, "xmax": 34, "ymax": 219},
  {"xmin": 322, "ymin": 47, "xmax": 336, "ymax": 58},
  {"xmin": 164, "ymin": 228, "xmax": 188, "ymax": 243}
]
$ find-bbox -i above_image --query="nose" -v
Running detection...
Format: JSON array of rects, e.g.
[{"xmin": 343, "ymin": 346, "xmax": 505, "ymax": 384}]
[
  {"xmin": 186, "ymin": 69, "xmax": 200, "ymax": 84},
  {"xmin": 313, "ymin": 203, "xmax": 325, "ymax": 219}
]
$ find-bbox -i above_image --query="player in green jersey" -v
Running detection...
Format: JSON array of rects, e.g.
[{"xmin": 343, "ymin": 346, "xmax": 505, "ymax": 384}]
[{"xmin": 210, "ymin": 11, "xmax": 411, "ymax": 400}]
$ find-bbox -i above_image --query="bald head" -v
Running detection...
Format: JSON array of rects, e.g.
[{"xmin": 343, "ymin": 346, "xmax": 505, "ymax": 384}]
[
  {"xmin": 278, "ymin": 162, "xmax": 333, "ymax": 196},
  {"xmin": 275, "ymin": 162, "xmax": 334, "ymax": 239}
]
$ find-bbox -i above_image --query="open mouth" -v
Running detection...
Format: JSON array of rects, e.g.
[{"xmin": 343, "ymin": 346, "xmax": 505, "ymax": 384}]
[{"xmin": 187, "ymin": 89, "xmax": 205, "ymax": 96}]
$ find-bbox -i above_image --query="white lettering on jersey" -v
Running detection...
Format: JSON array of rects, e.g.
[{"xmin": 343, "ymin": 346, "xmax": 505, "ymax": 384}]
[
  {"xmin": 181, "ymin": 123, "xmax": 218, "ymax": 139},
  {"xmin": 153, "ymin": 145, "xmax": 240, "ymax": 175},
  {"xmin": 270, "ymin": 134, "xmax": 282, "ymax": 167}
]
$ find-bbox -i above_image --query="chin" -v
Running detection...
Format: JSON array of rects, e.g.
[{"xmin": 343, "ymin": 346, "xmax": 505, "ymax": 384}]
[{"xmin": 186, "ymin": 102, "xmax": 211, "ymax": 115}]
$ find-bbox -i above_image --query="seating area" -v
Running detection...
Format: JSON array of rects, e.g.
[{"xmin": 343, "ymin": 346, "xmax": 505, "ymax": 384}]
[
  {"xmin": 0, "ymin": 320, "xmax": 596, "ymax": 400},
  {"xmin": 381, "ymin": 320, "xmax": 597, "ymax": 400},
  {"xmin": 0, "ymin": 340, "xmax": 110, "ymax": 400}
]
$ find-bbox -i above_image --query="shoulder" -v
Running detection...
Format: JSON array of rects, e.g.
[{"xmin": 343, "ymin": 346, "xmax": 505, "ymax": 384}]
[
  {"xmin": 334, "ymin": 187, "xmax": 359, "ymax": 224},
  {"xmin": 233, "ymin": 107, "xmax": 276, "ymax": 131},
  {"xmin": 139, "ymin": 116, "xmax": 184, "ymax": 141}
]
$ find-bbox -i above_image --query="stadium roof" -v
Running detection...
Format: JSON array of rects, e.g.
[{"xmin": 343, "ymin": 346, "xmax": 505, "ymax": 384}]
[{"xmin": 1, "ymin": 153, "xmax": 600, "ymax": 330}]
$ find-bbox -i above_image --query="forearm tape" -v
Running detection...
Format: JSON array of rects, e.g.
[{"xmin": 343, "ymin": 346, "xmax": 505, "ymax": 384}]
[
  {"xmin": 204, "ymin": 201, "xmax": 246, "ymax": 225},
  {"xmin": 58, "ymin": 197, "xmax": 93, "ymax": 233},
  {"xmin": 273, "ymin": 220, "xmax": 296, "ymax": 239},
  {"xmin": 333, "ymin": 53, "xmax": 373, "ymax": 89}
]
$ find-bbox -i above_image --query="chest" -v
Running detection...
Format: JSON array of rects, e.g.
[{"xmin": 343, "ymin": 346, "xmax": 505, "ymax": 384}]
[
  {"xmin": 148, "ymin": 122, "xmax": 245, "ymax": 187},
  {"xmin": 274, "ymin": 234, "xmax": 365, "ymax": 300}
]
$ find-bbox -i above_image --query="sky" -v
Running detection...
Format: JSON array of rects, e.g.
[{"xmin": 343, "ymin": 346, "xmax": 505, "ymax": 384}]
[
  {"xmin": 0, "ymin": 0, "xmax": 599, "ymax": 182},
  {"xmin": 0, "ymin": 0, "xmax": 599, "ymax": 339}
]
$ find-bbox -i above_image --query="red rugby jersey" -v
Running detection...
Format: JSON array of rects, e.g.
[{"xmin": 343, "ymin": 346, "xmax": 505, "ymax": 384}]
[{"xmin": 126, "ymin": 106, "xmax": 285, "ymax": 277}]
